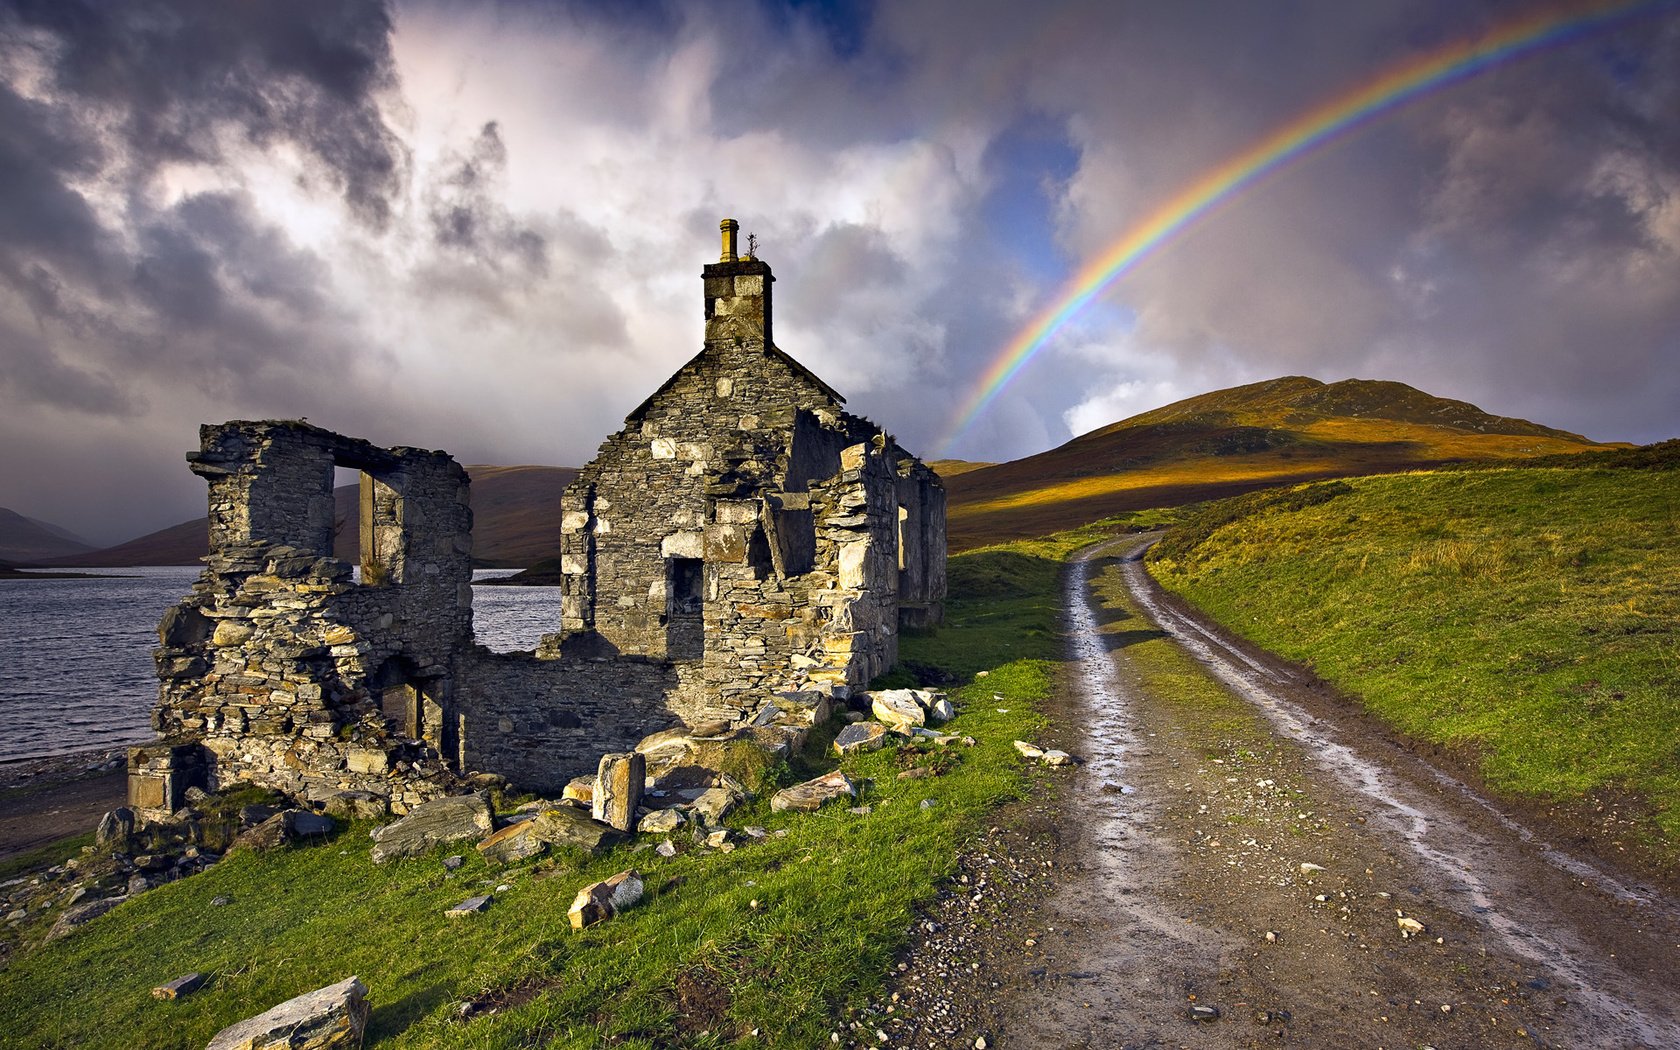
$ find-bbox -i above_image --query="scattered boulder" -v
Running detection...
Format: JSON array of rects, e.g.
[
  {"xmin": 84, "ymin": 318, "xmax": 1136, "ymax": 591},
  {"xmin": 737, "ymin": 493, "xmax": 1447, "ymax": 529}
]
[
  {"xmin": 239, "ymin": 804, "xmax": 281, "ymax": 829},
  {"xmin": 1012, "ymin": 741, "xmax": 1044, "ymax": 760},
  {"xmin": 206, "ymin": 976, "xmax": 369, "ymax": 1050},
  {"xmin": 1396, "ymin": 915, "xmax": 1426, "ymax": 938},
  {"xmin": 908, "ymin": 727, "xmax": 963, "ymax": 747},
  {"xmin": 1041, "ymin": 750, "xmax": 1077, "ymax": 767},
  {"xmin": 561, "ymin": 775, "xmax": 595, "ymax": 807},
  {"xmin": 593, "ymin": 752, "xmax": 646, "ymax": 832},
  {"xmin": 45, "ymin": 896, "xmax": 125, "ymax": 942},
  {"xmin": 152, "ymin": 972, "xmax": 206, "ymax": 1000},
  {"xmin": 291, "ymin": 811, "xmax": 336, "ymax": 837},
  {"xmin": 568, "ymin": 870, "xmax": 644, "ymax": 930},
  {"xmin": 369, "ymin": 794, "xmax": 493, "ymax": 864},
  {"xmin": 870, "ymin": 690, "xmax": 927, "ymax": 730},
  {"xmin": 476, "ymin": 821, "xmax": 547, "ymax": 866},
  {"xmin": 530, "ymin": 806, "xmax": 627, "ymax": 855},
  {"xmin": 232, "ymin": 810, "xmax": 337, "ymax": 853},
  {"xmin": 446, "ymin": 895, "xmax": 493, "ymax": 917},
  {"xmin": 833, "ymin": 721, "xmax": 893, "ymax": 755},
  {"xmin": 771, "ymin": 770, "xmax": 857, "ymax": 813},
  {"xmin": 692, "ymin": 784, "xmax": 745, "ymax": 825},
  {"xmin": 637, "ymin": 808, "xmax": 686, "ymax": 835},
  {"xmin": 929, "ymin": 698, "xmax": 956, "ymax": 724},
  {"xmin": 94, "ymin": 807, "xmax": 135, "ymax": 850},
  {"xmin": 232, "ymin": 814, "xmax": 291, "ymax": 853},
  {"xmin": 321, "ymin": 791, "xmax": 386, "ymax": 821}
]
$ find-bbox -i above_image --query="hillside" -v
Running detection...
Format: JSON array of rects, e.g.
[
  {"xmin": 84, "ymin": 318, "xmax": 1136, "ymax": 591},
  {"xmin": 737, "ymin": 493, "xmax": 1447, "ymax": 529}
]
[
  {"xmin": 51, "ymin": 466, "xmax": 578, "ymax": 569},
  {"xmin": 944, "ymin": 376, "xmax": 1619, "ymax": 550},
  {"xmin": 1147, "ymin": 442, "xmax": 1680, "ymax": 874},
  {"xmin": 0, "ymin": 508, "xmax": 94, "ymax": 564}
]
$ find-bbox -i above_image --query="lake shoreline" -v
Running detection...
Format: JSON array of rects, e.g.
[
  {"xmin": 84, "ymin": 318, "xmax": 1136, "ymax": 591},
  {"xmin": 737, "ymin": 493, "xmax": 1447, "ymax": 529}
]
[{"xmin": 0, "ymin": 746, "xmax": 129, "ymax": 863}]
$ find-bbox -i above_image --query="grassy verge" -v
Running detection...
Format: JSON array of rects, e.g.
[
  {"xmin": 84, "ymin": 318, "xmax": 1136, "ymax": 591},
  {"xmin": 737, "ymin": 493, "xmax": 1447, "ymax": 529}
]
[
  {"xmin": 0, "ymin": 832, "xmax": 95, "ymax": 884},
  {"xmin": 0, "ymin": 516, "xmax": 1152, "ymax": 1049},
  {"xmin": 1147, "ymin": 457, "xmax": 1680, "ymax": 862}
]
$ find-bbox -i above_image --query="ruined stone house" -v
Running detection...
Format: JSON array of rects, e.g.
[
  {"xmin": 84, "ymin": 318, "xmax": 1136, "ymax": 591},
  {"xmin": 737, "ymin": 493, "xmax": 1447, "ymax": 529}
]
[{"xmin": 132, "ymin": 220, "xmax": 946, "ymax": 818}]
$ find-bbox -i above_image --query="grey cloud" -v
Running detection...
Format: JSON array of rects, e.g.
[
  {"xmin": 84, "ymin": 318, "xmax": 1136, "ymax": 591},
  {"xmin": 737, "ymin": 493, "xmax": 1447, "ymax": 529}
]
[
  {"xmin": 4, "ymin": 0, "xmax": 407, "ymax": 228},
  {"xmin": 424, "ymin": 122, "xmax": 548, "ymax": 278}
]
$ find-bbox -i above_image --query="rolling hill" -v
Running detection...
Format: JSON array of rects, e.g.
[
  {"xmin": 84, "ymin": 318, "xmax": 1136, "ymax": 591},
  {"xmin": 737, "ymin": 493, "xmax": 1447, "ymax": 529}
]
[
  {"xmin": 49, "ymin": 466, "xmax": 578, "ymax": 569},
  {"xmin": 44, "ymin": 375, "xmax": 1627, "ymax": 566},
  {"xmin": 0, "ymin": 508, "xmax": 95, "ymax": 564},
  {"xmin": 944, "ymin": 376, "xmax": 1621, "ymax": 550}
]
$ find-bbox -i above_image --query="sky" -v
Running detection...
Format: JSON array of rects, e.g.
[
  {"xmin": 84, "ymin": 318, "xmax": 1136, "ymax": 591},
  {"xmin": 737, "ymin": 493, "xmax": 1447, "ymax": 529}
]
[{"xmin": 2, "ymin": 0, "xmax": 1677, "ymax": 545}]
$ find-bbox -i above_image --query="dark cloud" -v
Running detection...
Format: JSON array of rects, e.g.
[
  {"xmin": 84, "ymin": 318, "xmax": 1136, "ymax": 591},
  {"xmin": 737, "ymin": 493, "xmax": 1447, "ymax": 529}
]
[
  {"xmin": 4, "ymin": 0, "xmax": 1678, "ymax": 543},
  {"xmin": 4, "ymin": 0, "xmax": 406, "ymax": 227},
  {"xmin": 424, "ymin": 122, "xmax": 548, "ymax": 278}
]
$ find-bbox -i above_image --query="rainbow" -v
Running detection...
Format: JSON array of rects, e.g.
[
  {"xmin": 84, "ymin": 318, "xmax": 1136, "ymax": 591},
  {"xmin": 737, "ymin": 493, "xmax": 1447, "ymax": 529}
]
[{"xmin": 938, "ymin": 0, "xmax": 1672, "ymax": 452}]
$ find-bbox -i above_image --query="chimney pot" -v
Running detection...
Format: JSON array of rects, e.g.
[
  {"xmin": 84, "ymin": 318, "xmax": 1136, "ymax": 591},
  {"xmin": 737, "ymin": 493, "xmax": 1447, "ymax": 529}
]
[{"xmin": 719, "ymin": 218, "xmax": 739, "ymax": 263}]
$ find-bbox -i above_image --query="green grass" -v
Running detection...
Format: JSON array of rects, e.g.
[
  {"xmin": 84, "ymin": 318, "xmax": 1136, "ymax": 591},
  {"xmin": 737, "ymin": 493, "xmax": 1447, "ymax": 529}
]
[
  {"xmin": 1148, "ymin": 457, "xmax": 1680, "ymax": 859},
  {"xmin": 0, "ymin": 832, "xmax": 95, "ymax": 884},
  {"xmin": 0, "ymin": 517, "xmax": 1146, "ymax": 1049}
]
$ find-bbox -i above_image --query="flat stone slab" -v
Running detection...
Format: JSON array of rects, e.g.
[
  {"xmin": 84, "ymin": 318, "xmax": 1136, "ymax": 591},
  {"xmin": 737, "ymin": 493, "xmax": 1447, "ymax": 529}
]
[
  {"xmin": 446, "ymin": 895, "xmax": 493, "ymax": 917},
  {"xmin": 151, "ymin": 972, "xmax": 206, "ymax": 1000},
  {"xmin": 45, "ymin": 895, "xmax": 125, "ymax": 942},
  {"xmin": 370, "ymin": 794, "xmax": 492, "ymax": 864},
  {"xmin": 833, "ymin": 721, "xmax": 893, "ymax": 755},
  {"xmin": 206, "ymin": 976, "xmax": 369, "ymax": 1050},
  {"xmin": 770, "ymin": 770, "xmax": 857, "ymax": 813},
  {"xmin": 530, "ymin": 805, "xmax": 627, "ymax": 855}
]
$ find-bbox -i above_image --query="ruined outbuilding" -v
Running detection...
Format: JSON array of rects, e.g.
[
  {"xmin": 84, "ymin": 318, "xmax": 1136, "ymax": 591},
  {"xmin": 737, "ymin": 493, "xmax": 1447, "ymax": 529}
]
[{"xmin": 134, "ymin": 220, "xmax": 946, "ymax": 817}]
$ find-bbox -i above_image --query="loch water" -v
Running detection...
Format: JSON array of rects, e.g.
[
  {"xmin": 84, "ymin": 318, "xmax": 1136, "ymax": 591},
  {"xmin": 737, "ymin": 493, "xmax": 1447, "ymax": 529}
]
[{"xmin": 0, "ymin": 567, "xmax": 561, "ymax": 764}]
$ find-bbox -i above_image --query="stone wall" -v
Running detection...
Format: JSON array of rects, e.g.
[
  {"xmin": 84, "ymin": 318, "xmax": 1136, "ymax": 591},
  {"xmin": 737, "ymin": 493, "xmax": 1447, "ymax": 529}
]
[
  {"xmin": 555, "ymin": 246, "xmax": 946, "ymax": 723},
  {"xmin": 141, "ymin": 422, "xmax": 479, "ymax": 817},
  {"xmin": 136, "ymin": 226, "xmax": 947, "ymax": 815}
]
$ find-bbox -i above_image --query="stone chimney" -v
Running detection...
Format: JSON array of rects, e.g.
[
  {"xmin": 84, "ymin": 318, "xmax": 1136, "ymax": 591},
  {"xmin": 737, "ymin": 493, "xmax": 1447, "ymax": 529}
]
[{"xmin": 702, "ymin": 217, "xmax": 773, "ymax": 347}]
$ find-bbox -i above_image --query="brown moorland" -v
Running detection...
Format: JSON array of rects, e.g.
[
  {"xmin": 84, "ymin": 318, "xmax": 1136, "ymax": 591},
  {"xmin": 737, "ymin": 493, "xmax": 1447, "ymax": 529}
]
[
  {"xmin": 43, "ymin": 465, "xmax": 578, "ymax": 569},
  {"xmin": 944, "ymin": 375, "xmax": 1622, "ymax": 550}
]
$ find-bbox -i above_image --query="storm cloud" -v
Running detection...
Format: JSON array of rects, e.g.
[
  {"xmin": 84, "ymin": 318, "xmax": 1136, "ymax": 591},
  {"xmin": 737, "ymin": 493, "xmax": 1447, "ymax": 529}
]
[{"xmin": 1, "ymin": 0, "xmax": 1676, "ymax": 544}]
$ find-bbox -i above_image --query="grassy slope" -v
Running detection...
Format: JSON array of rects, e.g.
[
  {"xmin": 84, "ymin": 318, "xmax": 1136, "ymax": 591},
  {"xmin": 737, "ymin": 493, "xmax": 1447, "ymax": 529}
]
[
  {"xmin": 1147, "ymin": 451, "xmax": 1680, "ymax": 861},
  {"xmin": 0, "ymin": 518, "xmax": 1145, "ymax": 1050},
  {"xmin": 945, "ymin": 376, "xmax": 1617, "ymax": 552}
]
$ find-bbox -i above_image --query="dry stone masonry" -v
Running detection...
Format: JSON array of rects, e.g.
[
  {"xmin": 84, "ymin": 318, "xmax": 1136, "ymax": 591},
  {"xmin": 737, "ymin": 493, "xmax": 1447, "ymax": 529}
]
[{"xmin": 131, "ymin": 219, "xmax": 947, "ymax": 820}]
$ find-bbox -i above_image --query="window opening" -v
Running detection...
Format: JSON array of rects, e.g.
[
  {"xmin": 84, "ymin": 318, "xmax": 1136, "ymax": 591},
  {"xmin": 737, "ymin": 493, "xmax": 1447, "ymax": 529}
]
[
  {"xmin": 358, "ymin": 471, "xmax": 403, "ymax": 586},
  {"xmin": 666, "ymin": 557, "xmax": 704, "ymax": 661}
]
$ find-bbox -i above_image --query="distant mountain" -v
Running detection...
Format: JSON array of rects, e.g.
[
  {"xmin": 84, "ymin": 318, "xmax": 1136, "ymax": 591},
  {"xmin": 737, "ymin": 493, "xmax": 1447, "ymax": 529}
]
[
  {"xmin": 944, "ymin": 376, "xmax": 1621, "ymax": 550},
  {"xmin": 50, "ymin": 466, "xmax": 579, "ymax": 568},
  {"xmin": 40, "ymin": 376, "xmax": 1624, "ymax": 565},
  {"xmin": 0, "ymin": 508, "xmax": 95, "ymax": 563}
]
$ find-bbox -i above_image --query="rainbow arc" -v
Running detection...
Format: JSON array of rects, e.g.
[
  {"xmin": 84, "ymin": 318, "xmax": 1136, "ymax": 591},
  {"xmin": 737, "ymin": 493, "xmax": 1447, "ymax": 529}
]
[{"xmin": 937, "ymin": 0, "xmax": 1673, "ymax": 453}]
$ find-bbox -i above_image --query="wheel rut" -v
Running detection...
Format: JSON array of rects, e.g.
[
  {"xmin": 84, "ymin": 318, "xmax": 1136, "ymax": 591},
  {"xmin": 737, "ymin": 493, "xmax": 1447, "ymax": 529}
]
[{"xmin": 994, "ymin": 535, "xmax": 1680, "ymax": 1049}]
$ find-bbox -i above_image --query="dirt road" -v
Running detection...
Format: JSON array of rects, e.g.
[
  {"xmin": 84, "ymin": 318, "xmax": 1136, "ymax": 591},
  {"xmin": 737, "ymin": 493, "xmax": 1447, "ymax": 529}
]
[
  {"xmin": 1000, "ymin": 535, "xmax": 1680, "ymax": 1049},
  {"xmin": 872, "ymin": 536, "xmax": 1680, "ymax": 1049}
]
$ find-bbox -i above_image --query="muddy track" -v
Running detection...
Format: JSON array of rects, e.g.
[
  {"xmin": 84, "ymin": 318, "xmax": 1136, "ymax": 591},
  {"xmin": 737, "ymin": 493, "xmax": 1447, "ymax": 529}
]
[{"xmin": 986, "ymin": 535, "xmax": 1680, "ymax": 1049}]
